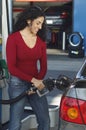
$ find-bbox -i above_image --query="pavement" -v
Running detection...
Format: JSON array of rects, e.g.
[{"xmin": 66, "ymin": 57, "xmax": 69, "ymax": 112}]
[{"xmin": 46, "ymin": 49, "xmax": 85, "ymax": 79}]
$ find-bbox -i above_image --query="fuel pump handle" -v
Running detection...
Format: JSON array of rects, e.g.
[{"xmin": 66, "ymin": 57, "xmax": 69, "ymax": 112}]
[{"xmin": 0, "ymin": 75, "xmax": 72, "ymax": 104}]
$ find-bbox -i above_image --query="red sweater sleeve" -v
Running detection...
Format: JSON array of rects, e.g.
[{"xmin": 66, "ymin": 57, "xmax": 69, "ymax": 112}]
[
  {"xmin": 6, "ymin": 34, "xmax": 33, "ymax": 81},
  {"xmin": 37, "ymin": 43, "xmax": 47, "ymax": 79}
]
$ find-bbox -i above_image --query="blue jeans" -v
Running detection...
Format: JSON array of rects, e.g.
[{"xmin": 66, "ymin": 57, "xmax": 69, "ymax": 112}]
[{"xmin": 8, "ymin": 75, "xmax": 50, "ymax": 130}]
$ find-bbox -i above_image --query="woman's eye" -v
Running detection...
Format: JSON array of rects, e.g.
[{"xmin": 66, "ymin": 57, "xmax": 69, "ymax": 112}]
[{"xmin": 37, "ymin": 22, "xmax": 40, "ymax": 25}]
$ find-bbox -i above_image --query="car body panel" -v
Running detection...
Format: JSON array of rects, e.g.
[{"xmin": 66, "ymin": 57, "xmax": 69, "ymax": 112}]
[
  {"xmin": 76, "ymin": 60, "xmax": 86, "ymax": 79},
  {"xmin": 66, "ymin": 88, "xmax": 86, "ymax": 100},
  {"xmin": 58, "ymin": 59, "xmax": 86, "ymax": 130},
  {"xmin": 59, "ymin": 119, "xmax": 86, "ymax": 130}
]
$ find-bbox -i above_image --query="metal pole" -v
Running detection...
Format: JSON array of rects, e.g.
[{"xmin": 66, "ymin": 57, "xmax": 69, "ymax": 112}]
[
  {"xmin": 1, "ymin": 0, "xmax": 10, "ymax": 124},
  {"xmin": 2, "ymin": 0, "xmax": 8, "ymax": 59},
  {"xmin": 62, "ymin": 32, "xmax": 66, "ymax": 51},
  {"xmin": 0, "ymin": 0, "xmax": 2, "ymax": 16},
  {"xmin": 7, "ymin": 0, "xmax": 13, "ymax": 34},
  {"xmin": 2, "ymin": 0, "xmax": 13, "ymax": 59}
]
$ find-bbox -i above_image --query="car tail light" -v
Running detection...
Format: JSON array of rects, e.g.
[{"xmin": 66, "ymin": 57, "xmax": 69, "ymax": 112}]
[
  {"xmin": 60, "ymin": 96, "xmax": 86, "ymax": 124},
  {"xmin": 60, "ymin": 12, "xmax": 68, "ymax": 18}
]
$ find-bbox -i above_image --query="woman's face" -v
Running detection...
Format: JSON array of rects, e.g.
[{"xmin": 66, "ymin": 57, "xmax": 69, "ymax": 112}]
[{"xmin": 28, "ymin": 16, "xmax": 44, "ymax": 35}]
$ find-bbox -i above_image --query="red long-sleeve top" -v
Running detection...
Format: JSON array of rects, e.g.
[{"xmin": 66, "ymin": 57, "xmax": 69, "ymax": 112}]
[{"xmin": 6, "ymin": 31, "xmax": 47, "ymax": 82}]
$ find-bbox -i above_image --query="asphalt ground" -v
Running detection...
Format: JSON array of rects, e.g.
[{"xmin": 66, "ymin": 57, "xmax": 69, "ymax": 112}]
[{"xmin": 46, "ymin": 54, "xmax": 85, "ymax": 79}]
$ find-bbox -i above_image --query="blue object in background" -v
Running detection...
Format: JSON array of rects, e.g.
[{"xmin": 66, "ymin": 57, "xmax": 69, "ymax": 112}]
[{"xmin": 73, "ymin": 0, "xmax": 86, "ymax": 55}]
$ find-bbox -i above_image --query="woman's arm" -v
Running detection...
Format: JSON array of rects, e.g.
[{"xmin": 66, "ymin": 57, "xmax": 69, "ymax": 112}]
[{"xmin": 37, "ymin": 43, "xmax": 47, "ymax": 79}]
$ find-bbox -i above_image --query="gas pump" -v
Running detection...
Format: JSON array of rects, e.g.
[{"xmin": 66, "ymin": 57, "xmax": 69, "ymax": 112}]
[{"xmin": 0, "ymin": 0, "xmax": 13, "ymax": 125}]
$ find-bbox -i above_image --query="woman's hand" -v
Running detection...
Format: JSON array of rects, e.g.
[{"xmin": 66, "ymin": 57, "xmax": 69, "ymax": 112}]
[
  {"xmin": 31, "ymin": 78, "xmax": 45, "ymax": 90},
  {"xmin": 27, "ymin": 90, "xmax": 36, "ymax": 95}
]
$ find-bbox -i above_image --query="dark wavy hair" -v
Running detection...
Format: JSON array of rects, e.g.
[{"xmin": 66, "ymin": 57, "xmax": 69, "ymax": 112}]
[{"xmin": 13, "ymin": 5, "xmax": 47, "ymax": 41}]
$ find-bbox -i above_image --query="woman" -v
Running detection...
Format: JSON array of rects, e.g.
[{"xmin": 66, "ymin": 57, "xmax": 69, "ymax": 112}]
[{"xmin": 6, "ymin": 5, "xmax": 50, "ymax": 130}]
